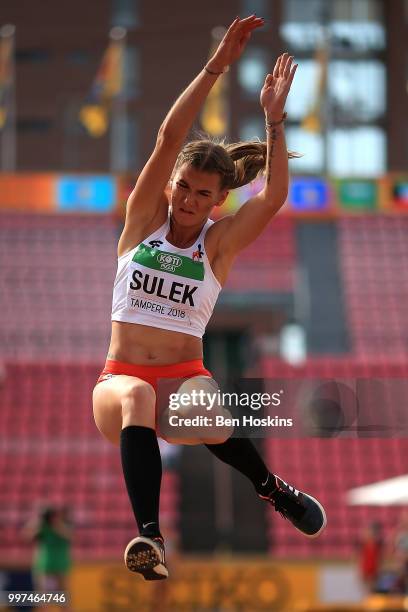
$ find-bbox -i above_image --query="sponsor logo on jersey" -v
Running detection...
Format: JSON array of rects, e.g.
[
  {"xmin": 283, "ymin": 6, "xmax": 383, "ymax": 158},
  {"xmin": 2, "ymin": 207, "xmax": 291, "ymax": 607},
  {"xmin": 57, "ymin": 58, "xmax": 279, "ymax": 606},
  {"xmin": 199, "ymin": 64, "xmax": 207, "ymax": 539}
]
[
  {"xmin": 157, "ymin": 253, "xmax": 182, "ymax": 272},
  {"xmin": 132, "ymin": 243, "xmax": 204, "ymax": 281}
]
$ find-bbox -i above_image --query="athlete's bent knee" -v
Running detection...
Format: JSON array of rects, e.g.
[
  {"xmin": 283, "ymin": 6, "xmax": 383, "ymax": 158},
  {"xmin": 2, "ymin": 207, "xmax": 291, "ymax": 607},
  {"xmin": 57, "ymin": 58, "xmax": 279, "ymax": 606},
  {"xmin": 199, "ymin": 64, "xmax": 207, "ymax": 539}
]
[{"xmin": 121, "ymin": 382, "xmax": 156, "ymax": 427}]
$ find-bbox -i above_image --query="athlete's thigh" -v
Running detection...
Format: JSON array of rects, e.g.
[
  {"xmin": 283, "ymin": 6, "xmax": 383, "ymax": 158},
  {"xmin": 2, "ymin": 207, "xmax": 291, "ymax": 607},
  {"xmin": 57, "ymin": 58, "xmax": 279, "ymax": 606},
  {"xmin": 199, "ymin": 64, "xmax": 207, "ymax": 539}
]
[
  {"xmin": 159, "ymin": 375, "xmax": 234, "ymax": 445},
  {"xmin": 92, "ymin": 375, "xmax": 155, "ymax": 446}
]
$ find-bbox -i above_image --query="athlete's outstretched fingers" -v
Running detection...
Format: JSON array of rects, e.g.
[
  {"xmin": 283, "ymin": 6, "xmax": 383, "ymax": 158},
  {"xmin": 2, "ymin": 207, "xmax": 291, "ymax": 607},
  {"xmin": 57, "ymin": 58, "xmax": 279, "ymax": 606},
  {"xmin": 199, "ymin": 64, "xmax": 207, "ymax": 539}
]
[
  {"xmin": 225, "ymin": 16, "xmax": 240, "ymax": 36},
  {"xmin": 287, "ymin": 62, "xmax": 298, "ymax": 88},
  {"xmin": 277, "ymin": 53, "xmax": 286, "ymax": 77},
  {"xmin": 226, "ymin": 15, "xmax": 259, "ymax": 34},
  {"xmin": 238, "ymin": 14, "xmax": 258, "ymax": 24},
  {"xmin": 264, "ymin": 73, "xmax": 273, "ymax": 86},
  {"xmin": 236, "ymin": 15, "xmax": 264, "ymax": 32},
  {"xmin": 280, "ymin": 52, "xmax": 289, "ymax": 76},
  {"xmin": 274, "ymin": 54, "xmax": 279, "ymax": 77},
  {"xmin": 284, "ymin": 55, "xmax": 294, "ymax": 78},
  {"xmin": 273, "ymin": 55, "xmax": 283, "ymax": 78}
]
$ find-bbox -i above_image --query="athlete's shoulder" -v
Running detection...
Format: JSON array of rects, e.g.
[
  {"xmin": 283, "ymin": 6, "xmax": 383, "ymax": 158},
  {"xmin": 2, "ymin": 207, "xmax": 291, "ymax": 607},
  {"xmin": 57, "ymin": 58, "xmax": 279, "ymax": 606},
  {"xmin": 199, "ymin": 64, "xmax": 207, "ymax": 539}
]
[
  {"xmin": 117, "ymin": 199, "xmax": 170, "ymax": 259},
  {"xmin": 207, "ymin": 215, "xmax": 233, "ymax": 234},
  {"xmin": 204, "ymin": 215, "xmax": 235, "ymax": 264},
  {"xmin": 205, "ymin": 215, "xmax": 234, "ymax": 244}
]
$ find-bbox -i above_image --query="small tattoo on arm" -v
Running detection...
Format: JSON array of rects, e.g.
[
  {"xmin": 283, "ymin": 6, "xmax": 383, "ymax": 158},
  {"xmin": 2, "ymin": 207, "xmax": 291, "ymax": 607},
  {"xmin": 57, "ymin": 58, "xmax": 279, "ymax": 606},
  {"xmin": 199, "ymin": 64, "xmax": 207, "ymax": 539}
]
[
  {"xmin": 266, "ymin": 158, "xmax": 272, "ymax": 185},
  {"xmin": 266, "ymin": 127, "xmax": 279, "ymax": 185}
]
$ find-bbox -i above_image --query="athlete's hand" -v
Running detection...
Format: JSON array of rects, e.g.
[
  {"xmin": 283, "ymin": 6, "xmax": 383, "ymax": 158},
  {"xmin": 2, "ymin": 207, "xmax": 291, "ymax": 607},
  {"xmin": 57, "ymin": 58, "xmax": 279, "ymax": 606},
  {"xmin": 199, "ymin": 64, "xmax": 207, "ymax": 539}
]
[
  {"xmin": 260, "ymin": 53, "xmax": 298, "ymax": 117},
  {"xmin": 206, "ymin": 15, "xmax": 264, "ymax": 73}
]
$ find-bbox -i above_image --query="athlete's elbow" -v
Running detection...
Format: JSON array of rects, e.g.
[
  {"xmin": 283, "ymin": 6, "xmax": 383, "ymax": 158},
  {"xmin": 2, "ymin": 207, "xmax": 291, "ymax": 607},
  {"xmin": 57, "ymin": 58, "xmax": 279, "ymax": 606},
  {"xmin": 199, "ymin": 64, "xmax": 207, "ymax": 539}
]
[
  {"xmin": 263, "ymin": 189, "xmax": 288, "ymax": 211},
  {"xmin": 157, "ymin": 123, "xmax": 183, "ymax": 148}
]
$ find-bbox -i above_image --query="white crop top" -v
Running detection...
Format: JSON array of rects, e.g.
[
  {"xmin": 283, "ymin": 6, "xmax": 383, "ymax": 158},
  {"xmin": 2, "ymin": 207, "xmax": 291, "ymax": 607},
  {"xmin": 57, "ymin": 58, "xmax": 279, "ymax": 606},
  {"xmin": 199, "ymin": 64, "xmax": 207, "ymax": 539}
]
[{"xmin": 111, "ymin": 214, "xmax": 222, "ymax": 338}]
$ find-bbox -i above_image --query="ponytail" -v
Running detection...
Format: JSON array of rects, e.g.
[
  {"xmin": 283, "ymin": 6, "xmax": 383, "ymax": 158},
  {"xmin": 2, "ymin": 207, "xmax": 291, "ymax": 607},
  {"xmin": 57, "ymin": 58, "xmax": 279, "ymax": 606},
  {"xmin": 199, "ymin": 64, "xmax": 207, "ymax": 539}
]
[
  {"xmin": 225, "ymin": 141, "xmax": 301, "ymax": 189},
  {"xmin": 176, "ymin": 138, "xmax": 301, "ymax": 191}
]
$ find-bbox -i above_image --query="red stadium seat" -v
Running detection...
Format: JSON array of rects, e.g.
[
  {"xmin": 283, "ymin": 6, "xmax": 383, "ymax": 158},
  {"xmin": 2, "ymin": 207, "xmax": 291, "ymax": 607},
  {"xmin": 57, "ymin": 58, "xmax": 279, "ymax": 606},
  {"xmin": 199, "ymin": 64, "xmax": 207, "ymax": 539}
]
[
  {"xmin": 0, "ymin": 361, "xmax": 180, "ymax": 561},
  {"xmin": 338, "ymin": 216, "xmax": 408, "ymax": 358},
  {"xmin": 261, "ymin": 356, "xmax": 408, "ymax": 558}
]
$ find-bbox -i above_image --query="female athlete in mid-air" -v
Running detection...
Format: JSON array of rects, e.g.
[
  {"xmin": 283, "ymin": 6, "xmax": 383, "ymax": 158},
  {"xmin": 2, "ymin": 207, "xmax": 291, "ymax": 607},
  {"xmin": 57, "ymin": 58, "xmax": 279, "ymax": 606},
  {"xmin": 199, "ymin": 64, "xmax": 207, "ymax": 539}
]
[{"xmin": 92, "ymin": 15, "xmax": 326, "ymax": 580}]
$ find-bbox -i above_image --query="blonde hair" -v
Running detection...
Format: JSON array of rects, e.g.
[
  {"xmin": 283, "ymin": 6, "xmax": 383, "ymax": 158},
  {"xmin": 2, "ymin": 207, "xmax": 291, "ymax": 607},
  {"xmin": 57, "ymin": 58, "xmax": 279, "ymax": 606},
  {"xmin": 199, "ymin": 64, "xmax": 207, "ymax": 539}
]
[{"xmin": 175, "ymin": 139, "xmax": 300, "ymax": 190}]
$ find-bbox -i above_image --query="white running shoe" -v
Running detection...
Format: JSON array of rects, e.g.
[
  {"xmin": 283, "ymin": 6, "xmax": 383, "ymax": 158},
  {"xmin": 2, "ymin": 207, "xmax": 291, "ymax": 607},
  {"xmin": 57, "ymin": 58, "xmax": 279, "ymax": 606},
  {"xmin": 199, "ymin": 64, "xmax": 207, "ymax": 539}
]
[{"xmin": 124, "ymin": 535, "xmax": 168, "ymax": 580}]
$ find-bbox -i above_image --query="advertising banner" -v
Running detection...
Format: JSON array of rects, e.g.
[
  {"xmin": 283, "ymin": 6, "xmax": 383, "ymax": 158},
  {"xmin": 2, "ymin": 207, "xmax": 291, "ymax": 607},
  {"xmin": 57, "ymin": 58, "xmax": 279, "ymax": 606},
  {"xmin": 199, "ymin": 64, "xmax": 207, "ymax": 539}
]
[
  {"xmin": 56, "ymin": 176, "xmax": 116, "ymax": 212},
  {"xmin": 390, "ymin": 178, "xmax": 408, "ymax": 211},
  {"xmin": 0, "ymin": 174, "xmax": 55, "ymax": 211},
  {"xmin": 336, "ymin": 179, "xmax": 378, "ymax": 211},
  {"xmin": 287, "ymin": 177, "xmax": 332, "ymax": 214},
  {"xmin": 69, "ymin": 558, "xmax": 318, "ymax": 611}
]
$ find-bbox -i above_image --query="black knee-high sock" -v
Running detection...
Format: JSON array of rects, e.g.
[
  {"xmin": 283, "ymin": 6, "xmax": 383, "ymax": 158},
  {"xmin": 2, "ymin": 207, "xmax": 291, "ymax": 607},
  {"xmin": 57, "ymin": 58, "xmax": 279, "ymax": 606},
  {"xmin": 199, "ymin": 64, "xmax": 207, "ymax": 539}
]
[
  {"xmin": 205, "ymin": 437, "xmax": 276, "ymax": 495},
  {"xmin": 120, "ymin": 425, "xmax": 162, "ymax": 539}
]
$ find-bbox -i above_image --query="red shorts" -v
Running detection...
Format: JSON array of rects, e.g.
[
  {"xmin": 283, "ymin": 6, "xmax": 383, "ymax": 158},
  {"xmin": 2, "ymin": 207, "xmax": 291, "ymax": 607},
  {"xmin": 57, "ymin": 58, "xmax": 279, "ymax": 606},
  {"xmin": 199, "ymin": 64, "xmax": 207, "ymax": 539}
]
[{"xmin": 96, "ymin": 358, "xmax": 212, "ymax": 392}]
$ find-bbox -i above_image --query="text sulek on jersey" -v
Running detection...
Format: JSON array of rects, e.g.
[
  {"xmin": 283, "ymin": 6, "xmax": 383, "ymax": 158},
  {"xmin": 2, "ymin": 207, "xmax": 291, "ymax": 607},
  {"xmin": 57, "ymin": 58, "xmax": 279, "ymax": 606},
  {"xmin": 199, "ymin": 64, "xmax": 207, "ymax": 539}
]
[{"xmin": 130, "ymin": 270, "xmax": 198, "ymax": 306}]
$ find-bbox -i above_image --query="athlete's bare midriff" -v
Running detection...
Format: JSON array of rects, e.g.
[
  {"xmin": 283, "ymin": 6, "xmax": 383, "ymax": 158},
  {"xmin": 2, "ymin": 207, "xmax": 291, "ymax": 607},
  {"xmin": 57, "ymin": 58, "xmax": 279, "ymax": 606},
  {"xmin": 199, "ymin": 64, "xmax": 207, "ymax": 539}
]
[{"xmin": 107, "ymin": 321, "xmax": 203, "ymax": 365}]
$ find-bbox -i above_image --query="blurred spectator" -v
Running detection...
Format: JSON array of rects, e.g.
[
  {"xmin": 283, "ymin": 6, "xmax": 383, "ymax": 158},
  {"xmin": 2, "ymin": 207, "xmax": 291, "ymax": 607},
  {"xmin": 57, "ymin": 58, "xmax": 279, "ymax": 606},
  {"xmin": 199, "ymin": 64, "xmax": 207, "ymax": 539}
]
[
  {"xmin": 393, "ymin": 511, "xmax": 408, "ymax": 594},
  {"xmin": 357, "ymin": 521, "xmax": 383, "ymax": 593},
  {"xmin": 22, "ymin": 504, "xmax": 73, "ymax": 600}
]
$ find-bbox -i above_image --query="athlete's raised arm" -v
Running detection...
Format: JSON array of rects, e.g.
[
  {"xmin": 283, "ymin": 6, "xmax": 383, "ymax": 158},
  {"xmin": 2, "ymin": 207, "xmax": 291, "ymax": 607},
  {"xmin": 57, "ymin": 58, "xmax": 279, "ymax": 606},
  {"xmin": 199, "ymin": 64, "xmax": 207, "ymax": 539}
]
[
  {"xmin": 216, "ymin": 53, "xmax": 298, "ymax": 256},
  {"xmin": 118, "ymin": 15, "xmax": 264, "ymax": 256}
]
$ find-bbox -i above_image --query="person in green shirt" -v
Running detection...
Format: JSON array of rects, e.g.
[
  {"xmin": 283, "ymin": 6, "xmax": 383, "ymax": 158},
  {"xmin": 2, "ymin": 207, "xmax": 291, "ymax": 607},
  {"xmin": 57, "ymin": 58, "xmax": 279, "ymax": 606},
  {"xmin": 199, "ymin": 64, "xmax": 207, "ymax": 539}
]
[{"xmin": 23, "ymin": 505, "xmax": 72, "ymax": 594}]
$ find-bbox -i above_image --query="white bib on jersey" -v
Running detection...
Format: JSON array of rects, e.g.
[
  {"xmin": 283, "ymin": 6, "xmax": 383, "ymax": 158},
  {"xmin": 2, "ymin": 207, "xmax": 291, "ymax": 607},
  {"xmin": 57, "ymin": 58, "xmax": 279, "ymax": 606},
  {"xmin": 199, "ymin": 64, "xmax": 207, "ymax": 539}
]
[{"xmin": 111, "ymin": 214, "xmax": 221, "ymax": 338}]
